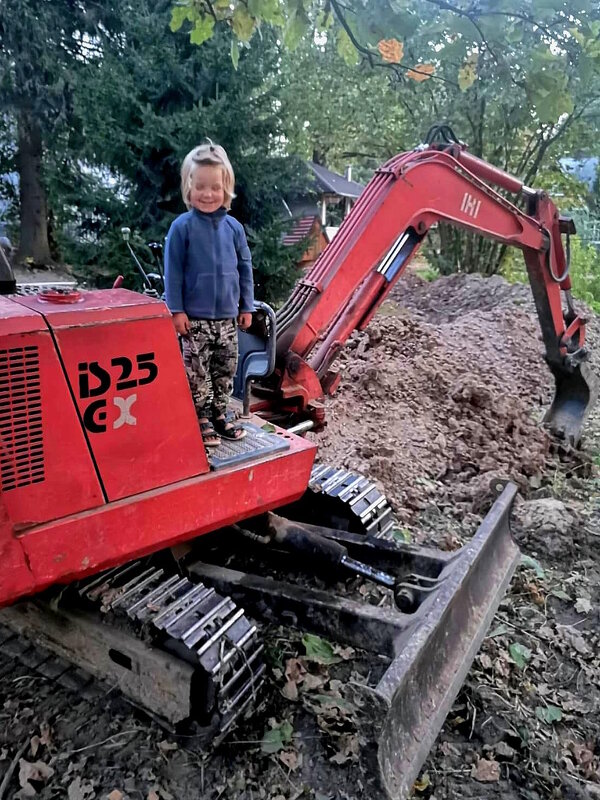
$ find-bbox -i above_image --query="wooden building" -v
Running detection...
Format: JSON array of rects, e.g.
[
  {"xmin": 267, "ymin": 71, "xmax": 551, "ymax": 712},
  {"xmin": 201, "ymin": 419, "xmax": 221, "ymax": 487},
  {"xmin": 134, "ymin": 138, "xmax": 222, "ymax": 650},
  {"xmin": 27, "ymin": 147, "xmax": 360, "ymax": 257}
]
[{"xmin": 283, "ymin": 162, "xmax": 364, "ymax": 269}]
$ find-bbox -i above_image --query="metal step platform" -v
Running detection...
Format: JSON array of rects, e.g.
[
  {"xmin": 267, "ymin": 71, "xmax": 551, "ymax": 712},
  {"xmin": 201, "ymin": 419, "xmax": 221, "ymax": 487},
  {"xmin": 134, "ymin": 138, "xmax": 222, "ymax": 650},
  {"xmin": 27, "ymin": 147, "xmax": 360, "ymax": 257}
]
[{"xmin": 208, "ymin": 422, "xmax": 290, "ymax": 470}]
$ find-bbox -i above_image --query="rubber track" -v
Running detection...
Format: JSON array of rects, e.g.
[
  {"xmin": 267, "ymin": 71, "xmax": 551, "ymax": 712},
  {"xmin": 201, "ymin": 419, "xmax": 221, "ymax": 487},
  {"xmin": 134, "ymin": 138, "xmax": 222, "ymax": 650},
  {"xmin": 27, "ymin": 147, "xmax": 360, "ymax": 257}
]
[
  {"xmin": 308, "ymin": 464, "xmax": 397, "ymax": 539},
  {"xmin": 0, "ymin": 563, "xmax": 266, "ymax": 743},
  {"xmin": 77, "ymin": 562, "xmax": 266, "ymax": 739}
]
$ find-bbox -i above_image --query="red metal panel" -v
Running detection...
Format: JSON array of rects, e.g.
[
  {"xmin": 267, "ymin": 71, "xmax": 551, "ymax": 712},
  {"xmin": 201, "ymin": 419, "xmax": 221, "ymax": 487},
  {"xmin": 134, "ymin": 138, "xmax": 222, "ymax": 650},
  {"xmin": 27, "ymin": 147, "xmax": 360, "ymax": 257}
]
[
  {"xmin": 0, "ymin": 503, "xmax": 36, "ymax": 601},
  {"xmin": 0, "ymin": 295, "xmax": 46, "ymax": 335},
  {"xmin": 53, "ymin": 313, "xmax": 209, "ymax": 500},
  {"xmin": 2, "ymin": 435, "xmax": 316, "ymax": 605},
  {"xmin": 13, "ymin": 288, "xmax": 167, "ymax": 328},
  {"xmin": 0, "ymin": 327, "xmax": 104, "ymax": 526}
]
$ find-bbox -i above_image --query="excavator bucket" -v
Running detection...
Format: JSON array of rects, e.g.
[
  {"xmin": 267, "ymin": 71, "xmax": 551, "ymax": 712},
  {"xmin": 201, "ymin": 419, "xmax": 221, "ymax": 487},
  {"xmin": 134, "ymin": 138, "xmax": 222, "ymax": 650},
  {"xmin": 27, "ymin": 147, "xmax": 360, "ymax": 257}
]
[
  {"xmin": 185, "ymin": 483, "xmax": 520, "ymax": 799},
  {"xmin": 544, "ymin": 361, "xmax": 598, "ymax": 447}
]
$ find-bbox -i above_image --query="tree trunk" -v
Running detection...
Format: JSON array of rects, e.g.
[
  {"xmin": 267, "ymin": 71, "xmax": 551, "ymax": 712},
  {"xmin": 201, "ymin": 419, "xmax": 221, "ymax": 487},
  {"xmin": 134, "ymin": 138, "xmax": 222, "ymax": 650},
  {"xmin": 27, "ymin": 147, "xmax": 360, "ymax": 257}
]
[{"xmin": 15, "ymin": 110, "xmax": 53, "ymax": 266}]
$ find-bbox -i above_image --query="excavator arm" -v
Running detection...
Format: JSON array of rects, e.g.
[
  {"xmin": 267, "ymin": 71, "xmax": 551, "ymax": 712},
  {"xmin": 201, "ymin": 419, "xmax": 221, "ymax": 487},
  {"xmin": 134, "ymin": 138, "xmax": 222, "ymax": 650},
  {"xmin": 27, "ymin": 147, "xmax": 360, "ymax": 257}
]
[{"xmin": 267, "ymin": 133, "xmax": 596, "ymax": 445}]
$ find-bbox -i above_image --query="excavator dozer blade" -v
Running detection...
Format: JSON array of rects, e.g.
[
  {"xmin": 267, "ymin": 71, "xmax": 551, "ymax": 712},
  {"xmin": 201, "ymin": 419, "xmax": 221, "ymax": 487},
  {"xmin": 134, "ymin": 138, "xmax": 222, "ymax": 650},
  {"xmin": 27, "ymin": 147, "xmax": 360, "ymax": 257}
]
[
  {"xmin": 544, "ymin": 361, "xmax": 598, "ymax": 447},
  {"xmin": 349, "ymin": 483, "xmax": 520, "ymax": 799},
  {"xmin": 186, "ymin": 483, "xmax": 520, "ymax": 799}
]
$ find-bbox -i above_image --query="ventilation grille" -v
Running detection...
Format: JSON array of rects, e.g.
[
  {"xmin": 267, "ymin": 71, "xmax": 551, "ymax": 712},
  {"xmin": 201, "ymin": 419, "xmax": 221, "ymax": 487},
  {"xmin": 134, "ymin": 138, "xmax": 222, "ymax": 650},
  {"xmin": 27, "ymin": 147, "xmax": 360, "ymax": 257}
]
[{"xmin": 0, "ymin": 346, "xmax": 44, "ymax": 491}]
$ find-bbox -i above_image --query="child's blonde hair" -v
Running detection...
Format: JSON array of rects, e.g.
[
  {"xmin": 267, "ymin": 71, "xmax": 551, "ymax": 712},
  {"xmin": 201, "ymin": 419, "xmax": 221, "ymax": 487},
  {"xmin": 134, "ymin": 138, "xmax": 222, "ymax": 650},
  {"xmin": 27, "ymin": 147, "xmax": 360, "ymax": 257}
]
[{"xmin": 181, "ymin": 142, "xmax": 235, "ymax": 210}]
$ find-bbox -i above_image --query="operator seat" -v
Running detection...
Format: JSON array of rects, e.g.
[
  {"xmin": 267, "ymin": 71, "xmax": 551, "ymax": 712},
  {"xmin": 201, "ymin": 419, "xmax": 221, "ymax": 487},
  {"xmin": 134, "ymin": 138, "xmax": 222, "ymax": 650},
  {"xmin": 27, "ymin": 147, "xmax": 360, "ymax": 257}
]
[{"xmin": 233, "ymin": 301, "xmax": 276, "ymax": 411}]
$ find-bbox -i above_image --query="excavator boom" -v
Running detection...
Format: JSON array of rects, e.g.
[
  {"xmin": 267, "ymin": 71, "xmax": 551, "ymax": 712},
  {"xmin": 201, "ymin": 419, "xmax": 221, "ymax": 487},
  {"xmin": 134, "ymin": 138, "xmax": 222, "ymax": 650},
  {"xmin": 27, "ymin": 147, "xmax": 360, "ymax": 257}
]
[{"xmin": 271, "ymin": 136, "xmax": 596, "ymax": 444}]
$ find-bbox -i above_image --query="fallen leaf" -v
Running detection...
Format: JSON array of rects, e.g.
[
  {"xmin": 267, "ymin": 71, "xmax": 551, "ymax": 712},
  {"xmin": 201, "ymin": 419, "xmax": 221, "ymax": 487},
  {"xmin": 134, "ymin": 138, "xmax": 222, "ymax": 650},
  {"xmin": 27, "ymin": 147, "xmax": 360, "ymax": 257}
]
[
  {"xmin": 478, "ymin": 654, "xmax": 493, "ymax": 670},
  {"xmin": 39, "ymin": 723, "xmax": 52, "ymax": 748},
  {"xmin": 329, "ymin": 733, "xmax": 359, "ymax": 764},
  {"xmin": 520, "ymin": 554, "xmax": 545, "ymax": 578},
  {"xmin": 332, "ymin": 644, "xmax": 355, "ymax": 660},
  {"xmin": 281, "ymin": 680, "xmax": 299, "ymax": 701},
  {"xmin": 567, "ymin": 632, "xmax": 590, "ymax": 654},
  {"xmin": 107, "ymin": 791, "xmax": 124, "ymax": 800},
  {"xmin": 413, "ymin": 771, "xmax": 431, "ymax": 791},
  {"xmin": 536, "ymin": 705, "xmax": 563, "ymax": 724},
  {"xmin": 302, "ymin": 673, "xmax": 326, "ymax": 691},
  {"xmin": 310, "ymin": 693, "xmax": 355, "ymax": 712},
  {"xmin": 569, "ymin": 741, "xmax": 595, "ymax": 768},
  {"xmin": 524, "ymin": 581, "xmax": 545, "ymax": 606},
  {"xmin": 261, "ymin": 720, "xmax": 293, "ymax": 754},
  {"xmin": 508, "ymin": 642, "xmax": 532, "ymax": 669},
  {"xmin": 494, "ymin": 741, "xmax": 516, "ymax": 759},
  {"xmin": 30, "ymin": 736, "xmax": 40, "ymax": 758},
  {"xmin": 487, "ymin": 624, "xmax": 510, "ymax": 638},
  {"xmin": 19, "ymin": 759, "xmax": 55, "ymax": 794},
  {"xmin": 147, "ymin": 793, "xmax": 160, "ymax": 800},
  {"xmin": 158, "ymin": 740, "xmax": 178, "ymax": 753},
  {"xmin": 284, "ymin": 657, "xmax": 306, "ymax": 684},
  {"xmin": 575, "ymin": 597, "xmax": 592, "ymax": 614},
  {"xmin": 279, "ymin": 749, "xmax": 302, "ymax": 771},
  {"xmin": 302, "ymin": 634, "xmax": 340, "ymax": 665},
  {"xmin": 472, "ymin": 757, "xmax": 500, "ymax": 782},
  {"xmin": 68, "ymin": 777, "xmax": 88, "ymax": 800}
]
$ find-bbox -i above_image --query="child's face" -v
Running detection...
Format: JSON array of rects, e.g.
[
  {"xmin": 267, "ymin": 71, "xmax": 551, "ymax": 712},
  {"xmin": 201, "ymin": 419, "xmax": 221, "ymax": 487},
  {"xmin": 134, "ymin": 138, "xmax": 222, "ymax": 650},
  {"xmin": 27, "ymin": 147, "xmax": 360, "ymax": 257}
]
[{"xmin": 190, "ymin": 164, "xmax": 225, "ymax": 213}]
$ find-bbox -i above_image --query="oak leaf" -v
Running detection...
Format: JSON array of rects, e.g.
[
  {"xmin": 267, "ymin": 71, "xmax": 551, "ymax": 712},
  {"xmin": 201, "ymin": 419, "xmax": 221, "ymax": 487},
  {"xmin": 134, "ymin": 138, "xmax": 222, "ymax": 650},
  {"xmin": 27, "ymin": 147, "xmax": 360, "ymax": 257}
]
[
  {"xmin": 377, "ymin": 39, "xmax": 404, "ymax": 64},
  {"xmin": 406, "ymin": 64, "xmax": 435, "ymax": 82}
]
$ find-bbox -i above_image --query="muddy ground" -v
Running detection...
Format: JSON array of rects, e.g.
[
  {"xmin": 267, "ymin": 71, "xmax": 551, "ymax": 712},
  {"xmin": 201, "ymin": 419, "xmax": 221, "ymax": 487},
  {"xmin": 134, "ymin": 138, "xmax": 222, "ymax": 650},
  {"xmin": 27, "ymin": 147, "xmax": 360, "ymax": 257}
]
[{"xmin": 0, "ymin": 272, "xmax": 599, "ymax": 800}]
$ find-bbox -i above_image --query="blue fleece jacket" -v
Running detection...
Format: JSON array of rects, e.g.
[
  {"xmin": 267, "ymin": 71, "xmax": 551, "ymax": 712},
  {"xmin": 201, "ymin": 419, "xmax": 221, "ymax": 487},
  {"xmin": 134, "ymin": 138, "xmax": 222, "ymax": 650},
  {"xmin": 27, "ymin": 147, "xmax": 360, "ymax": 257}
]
[{"xmin": 164, "ymin": 207, "xmax": 254, "ymax": 319}]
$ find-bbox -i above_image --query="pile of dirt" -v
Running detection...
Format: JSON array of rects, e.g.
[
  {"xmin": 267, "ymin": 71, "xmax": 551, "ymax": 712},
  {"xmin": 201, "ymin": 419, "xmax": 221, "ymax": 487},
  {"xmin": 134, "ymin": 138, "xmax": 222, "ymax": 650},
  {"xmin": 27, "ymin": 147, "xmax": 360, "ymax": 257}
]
[{"xmin": 313, "ymin": 273, "xmax": 554, "ymax": 538}]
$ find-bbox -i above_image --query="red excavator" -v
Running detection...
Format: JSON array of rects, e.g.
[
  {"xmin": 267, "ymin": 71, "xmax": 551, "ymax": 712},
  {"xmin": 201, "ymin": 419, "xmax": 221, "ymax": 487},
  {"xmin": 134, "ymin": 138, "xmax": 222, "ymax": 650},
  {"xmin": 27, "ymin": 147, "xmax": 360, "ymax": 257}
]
[{"xmin": 0, "ymin": 127, "xmax": 595, "ymax": 799}]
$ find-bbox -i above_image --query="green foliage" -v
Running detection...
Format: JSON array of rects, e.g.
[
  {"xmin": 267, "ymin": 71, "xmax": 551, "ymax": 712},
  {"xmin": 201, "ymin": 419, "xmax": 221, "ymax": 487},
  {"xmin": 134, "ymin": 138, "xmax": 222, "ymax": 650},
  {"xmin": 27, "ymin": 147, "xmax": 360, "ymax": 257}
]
[
  {"xmin": 502, "ymin": 228, "xmax": 600, "ymax": 315},
  {"xmin": 172, "ymin": 1, "xmax": 600, "ymax": 128},
  {"xmin": 535, "ymin": 704, "xmax": 563, "ymax": 724},
  {"xmin": 261, "ymin": 719, "xmax": 294, "ymax": 753},
  {"xmin": 175, "ymin": 0, "xmax": 600, "ymax": 277},
  {"xmin": 509, "ymin": 642, "xmax": 532, "ymax": 670},
  {"xmin": 276, "ymin": 36, "xmax": 411, "ymax": 171},
  {"xmin": 302, "ymin": 633, "xmax": 341, "ymax": 665},
  {"xmin": 49, "ymin": 3, "xmax": 305, "ymax": 296},
  {"xmin": 567, "ymin": 236, "xmax": 600, "ymax": 313}
]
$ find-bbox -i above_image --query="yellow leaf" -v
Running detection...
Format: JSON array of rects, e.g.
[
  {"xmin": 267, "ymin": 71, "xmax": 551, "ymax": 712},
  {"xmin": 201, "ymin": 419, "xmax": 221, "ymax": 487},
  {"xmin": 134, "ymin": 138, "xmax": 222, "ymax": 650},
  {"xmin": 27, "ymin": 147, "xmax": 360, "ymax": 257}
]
[
  {"xmin": 458, "ymin": 53, "xmax": 478, "ymax": 91},
  {"xmin": 406, "ymin": 63, "xmax": 435, "ymax": 82},
  {"xmin": 377, "ymin": 38, "xmax": 404, "ymax": 64},
  {"xmin": 413, "ymin": 771, "xmax": 431, "ymax": 792}
]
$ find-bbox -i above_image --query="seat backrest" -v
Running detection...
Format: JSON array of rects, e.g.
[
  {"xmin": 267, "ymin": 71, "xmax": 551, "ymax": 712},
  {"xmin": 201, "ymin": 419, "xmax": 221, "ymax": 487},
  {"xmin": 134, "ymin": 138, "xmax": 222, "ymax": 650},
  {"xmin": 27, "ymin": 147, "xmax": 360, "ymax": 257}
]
[{"xmin": 233, "ymin": 301, "xmax": 276, "ymax": 400}]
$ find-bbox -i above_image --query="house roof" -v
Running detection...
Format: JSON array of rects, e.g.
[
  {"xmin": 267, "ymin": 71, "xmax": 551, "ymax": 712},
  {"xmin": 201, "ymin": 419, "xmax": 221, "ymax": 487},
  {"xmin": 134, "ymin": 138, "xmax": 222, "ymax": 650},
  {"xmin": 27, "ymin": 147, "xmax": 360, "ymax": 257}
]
[
  {"xmin": 308, "ymin": 162, "xmax": 364, "ymax": 199},
  {"xmin": 282, "ymin": 215, "xmax": 318, "ymax": 246}
]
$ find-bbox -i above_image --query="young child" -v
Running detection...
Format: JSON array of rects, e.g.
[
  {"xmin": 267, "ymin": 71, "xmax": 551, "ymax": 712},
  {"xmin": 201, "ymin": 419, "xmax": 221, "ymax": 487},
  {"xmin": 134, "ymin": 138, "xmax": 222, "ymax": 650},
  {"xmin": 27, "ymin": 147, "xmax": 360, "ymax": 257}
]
[{"xmin": 164, "ymin": 142, "xmax": 254, "ymax": 447}]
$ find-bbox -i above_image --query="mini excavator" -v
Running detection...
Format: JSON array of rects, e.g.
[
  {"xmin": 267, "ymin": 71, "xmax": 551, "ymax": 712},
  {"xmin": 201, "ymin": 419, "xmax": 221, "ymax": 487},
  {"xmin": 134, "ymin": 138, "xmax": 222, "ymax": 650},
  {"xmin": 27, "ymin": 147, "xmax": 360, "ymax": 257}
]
[{"xmin": 0, "ymin": 127, "xmax": 595, "ymax": 799}]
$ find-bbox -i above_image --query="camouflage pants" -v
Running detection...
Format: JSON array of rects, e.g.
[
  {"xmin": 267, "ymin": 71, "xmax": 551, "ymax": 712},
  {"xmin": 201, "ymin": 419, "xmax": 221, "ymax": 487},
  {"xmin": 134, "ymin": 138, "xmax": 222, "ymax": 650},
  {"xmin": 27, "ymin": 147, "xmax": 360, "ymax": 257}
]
[{"xmin": 182, "ymin": 319, "xmax": 238, "ymax": 419}]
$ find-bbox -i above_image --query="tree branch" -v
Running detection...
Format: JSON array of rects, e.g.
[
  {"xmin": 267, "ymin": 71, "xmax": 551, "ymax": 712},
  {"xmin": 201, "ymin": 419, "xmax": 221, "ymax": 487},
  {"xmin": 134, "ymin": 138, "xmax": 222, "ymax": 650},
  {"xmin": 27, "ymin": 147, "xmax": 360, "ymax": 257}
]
[
  {"xmin": 329, "ymin": 0, "xmax": 459, "ymax": 87},
  {"xmin": 423, "ymin": 0, "xmax": 565, "ymax": 46}
]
